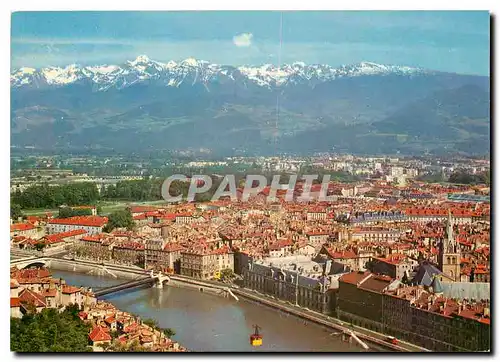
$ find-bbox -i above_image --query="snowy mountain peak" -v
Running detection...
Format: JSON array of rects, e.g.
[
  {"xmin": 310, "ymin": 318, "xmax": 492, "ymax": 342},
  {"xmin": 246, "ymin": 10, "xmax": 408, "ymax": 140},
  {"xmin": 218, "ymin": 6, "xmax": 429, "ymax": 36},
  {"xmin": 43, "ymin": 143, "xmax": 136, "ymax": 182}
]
[
  {"xmin": 181, "ymin": 57, "xmax": 202, "ymax": 67},
  {"xmin": 11, "ymin": 56, "xmax": 429, "ymax": 89},
  {"xmin": 130, "ymin": 55, "xmax": 151, "ymax": 65},
  {"xmin": 18, "ymin": 67, "xmax": 37, "ymax": 74}
]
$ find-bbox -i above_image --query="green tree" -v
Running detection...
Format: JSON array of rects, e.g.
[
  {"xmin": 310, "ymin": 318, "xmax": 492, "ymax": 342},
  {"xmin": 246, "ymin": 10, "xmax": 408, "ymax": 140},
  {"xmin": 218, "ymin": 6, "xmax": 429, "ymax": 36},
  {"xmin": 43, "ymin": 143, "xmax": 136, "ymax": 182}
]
[
  {"xmin": 11, "ymin": 203, "xmax": 24, "ymax": 220},
  {"xmin": 34, "ymin": 242, "xmax": 46, "ymax": 251},
  {"xmin": 220, "ymin": 268, "xmax": 234, "ymax": 281},
  {"xmin": 58, "ymin": 207, "xmax": 92, "ymax": 218},
  {"xmin": 103, "ymin": 209, "xmax": 134, "ymax": 232},
  {"xmin": 11, "ymin": 307, "xmax": 92, "ymax": 352},
  {"xmin": 142, "ymin": 318, "xmax": 159, "ymax": 329},
  {"xmin": 163, "ymin": 328, "xmax": 176, "ymax": 338},
  {"xmin": 11, "ymin": 182, "xmax": 99, "ymax": 209},
  {"xmin": 448, "ymin": 170, "xmax": 487, "ymax": 185}
]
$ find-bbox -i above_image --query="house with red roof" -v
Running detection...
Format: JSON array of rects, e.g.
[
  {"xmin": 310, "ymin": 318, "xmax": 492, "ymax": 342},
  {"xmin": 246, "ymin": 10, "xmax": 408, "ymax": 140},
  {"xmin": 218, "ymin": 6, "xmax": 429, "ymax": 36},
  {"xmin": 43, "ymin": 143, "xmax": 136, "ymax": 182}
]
[
  {"xmin": 61, "ymin": 285, "xmax": 83, "ymax": 306},
  {"xmin": 11, "ymin": 279, "xmax": 20, "ymax": 298},
  {"xmin": 180, "ymin": 245, "xmax": 234, "ymax": 280},
  {"xmin": 42, "ymin": 287, "xmax": 59, "ymax": 307},
  {"xmin": 10, "ymin": 297, "xmax": 21, "ymax": 318},
  {"xmin": 47, "ymin": 216, "xmax": 108, "ymax": 235},
  {"xmin": 88, "ymin": 326, "xmax": 112, "ymax": 349},
  {"xmin": 267, "ymin": 239, "xmax": 293, "ymax": 257},
  {"xmin": 10, "ymin": 222, "xmax": 38, "ymax": 238},
  {"xmin": 26, "ymin": 216, "xmax": 42, "ymax": 226},
  {"xmin": 18, "ymin": 288, "xmax": 47, "ymax": 313},
  {"xmin": 369, "ymin": 253, "xmax": 418, "ymax": 280},
  {"xmin": 318, "ymin": 246, "xmax": 365, "ymax": 272},
  {"xmin": 295, "ymin": 240, "xmax": 317, "ymax": 256},
  {"xmin": 175, "ymin": 213, "xmax": 194, "ymax": 224},
  {"xmin": 382, "ymin": 284, "xmax": 490, "ymax": 351},
  {"xmin": 305, "ymin": 230, "xmax": 330, "ymax": 244},
  {"xmin": 128, "ymin": 205, "xmax": 159, "ymax": 216},
  {"xmin": 39, "ymin": 229, "xmax": 88, "ymax": 247},
  {"xmin": 306, "ymin": 208, "xmax": 327, "ymax": 221}
]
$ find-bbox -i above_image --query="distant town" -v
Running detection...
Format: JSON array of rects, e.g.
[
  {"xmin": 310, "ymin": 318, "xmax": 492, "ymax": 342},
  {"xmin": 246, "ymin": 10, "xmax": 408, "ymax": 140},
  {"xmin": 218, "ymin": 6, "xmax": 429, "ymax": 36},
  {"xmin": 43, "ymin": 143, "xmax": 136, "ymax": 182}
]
[{"xmin": 9, "ymin": 152, "xmax": 490, "ymax": 352}]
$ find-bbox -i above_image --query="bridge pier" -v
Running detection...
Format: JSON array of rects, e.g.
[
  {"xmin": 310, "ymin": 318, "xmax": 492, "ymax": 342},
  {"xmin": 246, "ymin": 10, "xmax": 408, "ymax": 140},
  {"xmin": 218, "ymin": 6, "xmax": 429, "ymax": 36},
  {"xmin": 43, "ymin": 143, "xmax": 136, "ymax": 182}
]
[{"xmin": 150, "ymin": 271, "xmax": 170, "ymax": 288}]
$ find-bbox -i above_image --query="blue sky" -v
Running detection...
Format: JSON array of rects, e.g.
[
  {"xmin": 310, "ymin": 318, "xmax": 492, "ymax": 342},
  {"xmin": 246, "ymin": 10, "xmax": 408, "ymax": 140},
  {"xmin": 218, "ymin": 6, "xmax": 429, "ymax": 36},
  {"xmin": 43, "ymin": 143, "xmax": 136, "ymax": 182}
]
[{"xmin": 11, "ymin": 11, "xmax": 490, "ymax": 75}]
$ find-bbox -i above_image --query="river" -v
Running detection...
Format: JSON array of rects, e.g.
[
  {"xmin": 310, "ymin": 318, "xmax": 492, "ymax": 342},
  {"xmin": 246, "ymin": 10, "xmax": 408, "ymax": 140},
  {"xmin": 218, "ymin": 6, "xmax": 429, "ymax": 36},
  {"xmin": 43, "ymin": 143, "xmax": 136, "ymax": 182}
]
[{"xmin": 52, "ymin": 270, "xmax": 378, "ymax": 352}]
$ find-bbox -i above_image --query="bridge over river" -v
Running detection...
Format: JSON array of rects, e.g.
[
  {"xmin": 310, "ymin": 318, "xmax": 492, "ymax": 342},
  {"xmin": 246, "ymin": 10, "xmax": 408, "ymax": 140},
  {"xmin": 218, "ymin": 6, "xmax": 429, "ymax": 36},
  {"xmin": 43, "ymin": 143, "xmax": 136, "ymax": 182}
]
[
  {"xmin": 93, "ymin": 272, "xmax": 170, "ymax": 297},
  {"xmin": 11, "ymin": 255, "xmax": 171, "ymax": 297}
]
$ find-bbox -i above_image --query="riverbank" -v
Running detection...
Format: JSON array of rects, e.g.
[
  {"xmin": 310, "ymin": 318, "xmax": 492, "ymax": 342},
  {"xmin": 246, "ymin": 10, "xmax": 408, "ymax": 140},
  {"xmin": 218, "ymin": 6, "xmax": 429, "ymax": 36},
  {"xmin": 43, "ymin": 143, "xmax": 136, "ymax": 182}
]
[
  {"xmin": 48, "ymin": 266, "xmax": 426, "ymax": 352},
  {"xmin": 10, "ymin": 265, "xmax": 186, "ymax": 352},
  {"xmin": 51, "ymin": 270, "xmax": 365, "ymax": 352},
  {"xmin": 164, "ymin": 276, "xmax": 427, "ymax": 352},
  {"xmin": 233, "ymin": 288, "xmax": 428, "ymax": 352}
]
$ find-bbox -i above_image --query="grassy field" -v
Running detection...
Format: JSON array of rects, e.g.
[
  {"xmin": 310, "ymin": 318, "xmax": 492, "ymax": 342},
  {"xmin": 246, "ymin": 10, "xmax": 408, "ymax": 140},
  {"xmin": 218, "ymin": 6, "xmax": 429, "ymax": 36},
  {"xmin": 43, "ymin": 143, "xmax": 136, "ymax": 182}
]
[
  {"xmin": 22, "ymin": 199, "xmax": 168, "ymax": 217},
  {"xmin": 23, "ymin": 208, "xmax": 59, "ymax": 216}
]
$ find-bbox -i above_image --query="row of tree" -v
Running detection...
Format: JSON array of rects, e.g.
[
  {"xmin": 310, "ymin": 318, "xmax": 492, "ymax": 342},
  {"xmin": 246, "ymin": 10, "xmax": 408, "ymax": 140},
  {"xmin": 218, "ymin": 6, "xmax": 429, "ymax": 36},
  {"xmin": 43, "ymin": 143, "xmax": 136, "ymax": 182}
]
[
  {"xmin": 448, "ymin": 170, "xmax": 490, "ymax": 185},
  {"xmin": 12, "ymin": 169, "xmax": 365, "ymax": 212},
  {"xmin": 101, "ymin": 179, "xmax": 164, "ymax": 201},
  {"xmin": 11, "ymin": 182, "xmax": 100, "ymax": 209}
]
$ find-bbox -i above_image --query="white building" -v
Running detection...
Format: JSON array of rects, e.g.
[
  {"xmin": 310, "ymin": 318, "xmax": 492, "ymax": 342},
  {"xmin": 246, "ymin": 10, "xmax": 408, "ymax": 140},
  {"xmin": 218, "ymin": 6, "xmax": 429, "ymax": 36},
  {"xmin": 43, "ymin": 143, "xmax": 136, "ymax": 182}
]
[{"xmin": 47, "ymin": 216, "xmax": 108, "ymax": 235}]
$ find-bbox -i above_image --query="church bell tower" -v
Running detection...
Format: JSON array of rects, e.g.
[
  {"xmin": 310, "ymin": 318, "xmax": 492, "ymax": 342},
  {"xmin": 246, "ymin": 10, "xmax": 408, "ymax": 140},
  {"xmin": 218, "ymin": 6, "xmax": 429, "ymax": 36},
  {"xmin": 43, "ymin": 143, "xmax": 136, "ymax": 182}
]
[{"xmin": 438, "ymin": 210, "xmax": 461, "ymax": 281}]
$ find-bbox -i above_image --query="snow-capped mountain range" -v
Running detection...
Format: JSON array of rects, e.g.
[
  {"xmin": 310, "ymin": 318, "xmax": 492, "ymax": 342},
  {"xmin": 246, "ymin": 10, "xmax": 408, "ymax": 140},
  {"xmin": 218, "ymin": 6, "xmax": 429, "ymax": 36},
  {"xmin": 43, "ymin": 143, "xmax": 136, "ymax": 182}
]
[{"xmin": 11, "ymin": 55, "xmax": 429, "ymax": 90}]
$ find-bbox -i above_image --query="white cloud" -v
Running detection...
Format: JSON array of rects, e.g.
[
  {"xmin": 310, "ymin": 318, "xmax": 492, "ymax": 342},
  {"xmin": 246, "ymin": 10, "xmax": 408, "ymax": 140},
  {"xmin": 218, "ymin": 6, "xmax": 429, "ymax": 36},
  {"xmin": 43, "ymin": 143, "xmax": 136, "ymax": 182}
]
[{"xmin": 232, "ymin": 33, "xmax": 253, "ymax": 47}]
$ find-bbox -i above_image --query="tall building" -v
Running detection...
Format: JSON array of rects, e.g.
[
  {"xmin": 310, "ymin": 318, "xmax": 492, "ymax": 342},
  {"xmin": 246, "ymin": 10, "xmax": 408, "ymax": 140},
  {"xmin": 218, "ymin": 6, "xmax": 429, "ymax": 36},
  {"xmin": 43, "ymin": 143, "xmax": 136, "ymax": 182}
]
[{"xmin": 438, "ymin": 210, "xmax": 461, "ymax": 281}]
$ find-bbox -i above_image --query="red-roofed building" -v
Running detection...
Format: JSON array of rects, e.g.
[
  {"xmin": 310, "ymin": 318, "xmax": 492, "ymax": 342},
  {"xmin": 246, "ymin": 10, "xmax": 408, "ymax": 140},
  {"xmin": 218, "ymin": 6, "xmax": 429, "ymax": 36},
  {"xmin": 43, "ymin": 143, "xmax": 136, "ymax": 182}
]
[
  {"xmin": 19, "ymin": 288, "xmax": 47, "ymax": 313},
  {"xmin": 47, "ymin": 216, "xmax": 108, "ymax": 235},
  {"xmin": 11, "ymin": 279, "xmax": 20, "ymax": 297},
  {"xmin": 306, "ymin": 209, "xmax": 327, "ymax": 221},
  {"xmin": 10, "ymin": 223, "xmax": 37, "ymax": 237},
  {"xmin": 88, "ymin": 326, "xmax": 112, "ymax": 347},
  {"xmin": 338, "ymin": 271, "xmax": 397, "ymax": 332},
  {"xmin": 129, "ymin": 205, "xmax": 160, "ymax": 216},
  {"xmin": 296, "ymin": 241, "xmax": 317, "ymax": 256},
  {"xmin": 61, "ymin": 285, "xmax": 82, "ymax": 305},
  {"xmin": 268, "ymin": 239, "xmax": 293, "ymax": 257},
  {"xmin": 319, "ymin": 246, "xmax": 366, "ymax": 272},
  {"xmin": 382, "ymin": 285, "xmax": 490, "ymax": 351},
  {"xmin": 175, "ymin": 213, "xmax": 194, "ymax": 224},
  {"xmin": 369, "ymin": 253, "xmax": 418, "ymax": 279},
  {"xmin": 305, "ymin": 230, "xmax": 330, "ymax": 244},
  {"xmin": 180, "ymin": 245, "xmax": 234, "ymax": 280},
  {"xmin": 10, "ymin": 297, "xmax": 21, "ymax": 318},
  {"xmin": 39, "ymin": 229, "xmax": 88, "ymax": 246}
]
